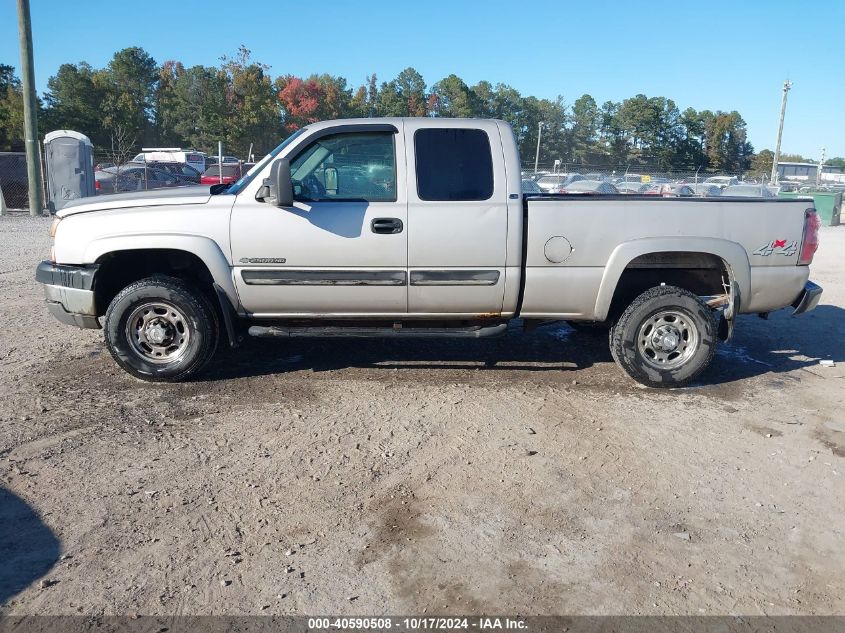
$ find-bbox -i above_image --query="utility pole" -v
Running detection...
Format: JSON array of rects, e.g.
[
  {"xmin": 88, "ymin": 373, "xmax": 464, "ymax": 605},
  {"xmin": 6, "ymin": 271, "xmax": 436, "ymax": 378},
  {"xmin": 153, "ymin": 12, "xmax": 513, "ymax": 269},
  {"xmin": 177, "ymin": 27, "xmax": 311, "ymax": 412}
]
[
  {"xmin": 770, "ymin": 80, "xmax": 792, "ymax": 186},
  {"xmin": 534, "ymin": 122, "xmax": 544, "ymax": 175},
  {"xmin": 218, "ymin": 141, "xmax": 223, "ymax": 184},
  {"xmin": 16, "ymin": 0, "xmax": 44, "ymax": 216},
  {"xmin": 816, "ymin": 147, "xmax": 826, "ymax": 188}
]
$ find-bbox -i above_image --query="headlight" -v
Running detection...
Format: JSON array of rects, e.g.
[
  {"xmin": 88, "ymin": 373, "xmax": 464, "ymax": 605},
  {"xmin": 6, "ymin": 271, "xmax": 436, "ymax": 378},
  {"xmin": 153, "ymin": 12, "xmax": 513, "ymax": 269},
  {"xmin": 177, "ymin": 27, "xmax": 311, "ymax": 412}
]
[{"xmin": 49, "ymin": 217, "xmax": 61, "ymax": 237}]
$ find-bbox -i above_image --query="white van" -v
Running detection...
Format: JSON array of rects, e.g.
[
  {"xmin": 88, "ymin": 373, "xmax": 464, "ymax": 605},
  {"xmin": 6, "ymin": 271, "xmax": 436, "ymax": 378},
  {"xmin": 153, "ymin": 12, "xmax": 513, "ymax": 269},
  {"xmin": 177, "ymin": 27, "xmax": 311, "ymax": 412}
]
[{"xmin": 132, "ymin": 148, "xmax": 206, "ymax": 173}]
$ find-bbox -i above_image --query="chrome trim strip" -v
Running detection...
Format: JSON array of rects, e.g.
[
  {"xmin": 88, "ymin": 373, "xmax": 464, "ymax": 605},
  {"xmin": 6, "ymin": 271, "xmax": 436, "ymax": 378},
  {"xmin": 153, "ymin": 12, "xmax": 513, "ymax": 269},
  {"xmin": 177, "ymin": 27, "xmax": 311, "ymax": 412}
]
[
  {"xmin": 241, "ymin": 270, "xmax": 407, "ymax": 286},
  {"xmin": 409, "ymin": 270, "xmax": 500, "ymax": 286}
]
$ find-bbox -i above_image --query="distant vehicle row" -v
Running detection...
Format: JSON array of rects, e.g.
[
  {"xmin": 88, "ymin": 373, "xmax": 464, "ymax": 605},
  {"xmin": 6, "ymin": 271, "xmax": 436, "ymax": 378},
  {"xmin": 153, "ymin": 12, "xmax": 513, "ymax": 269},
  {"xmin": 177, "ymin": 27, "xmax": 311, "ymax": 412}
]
[
  {"xmin": 525, "ymin": 172, "xmax": 777, "ymax": 197},
  {"xmin": 94, "ymin": 161, "xmax": 254, "ymax": 194}
]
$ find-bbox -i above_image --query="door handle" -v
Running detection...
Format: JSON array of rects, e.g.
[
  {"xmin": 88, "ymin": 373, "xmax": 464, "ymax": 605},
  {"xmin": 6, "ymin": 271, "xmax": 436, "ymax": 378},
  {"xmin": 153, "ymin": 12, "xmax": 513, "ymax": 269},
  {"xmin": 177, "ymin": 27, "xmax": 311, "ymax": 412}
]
[{"xmin": 371, "ymin": 218, "xmax": 403, "ymax": 234}]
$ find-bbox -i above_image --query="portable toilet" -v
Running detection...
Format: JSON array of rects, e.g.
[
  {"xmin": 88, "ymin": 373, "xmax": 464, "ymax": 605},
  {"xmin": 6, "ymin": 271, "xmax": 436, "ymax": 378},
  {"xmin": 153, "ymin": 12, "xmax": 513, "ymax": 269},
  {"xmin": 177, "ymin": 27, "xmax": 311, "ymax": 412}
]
[{"xmin": 44, "ymin": 130, "xmax": 95, "ymax": 213}]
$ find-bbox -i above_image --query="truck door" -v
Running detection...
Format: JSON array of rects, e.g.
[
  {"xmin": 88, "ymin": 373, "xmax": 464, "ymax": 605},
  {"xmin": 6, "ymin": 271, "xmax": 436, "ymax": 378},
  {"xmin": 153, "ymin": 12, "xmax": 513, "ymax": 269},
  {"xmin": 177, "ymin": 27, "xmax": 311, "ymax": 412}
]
[
  {"xmin": 404, "ymin": 121, "xmax": 509, "ymax": 316},
  {"xmin": 230, "ymin": 124, "xmax": 408, "ymax": 316}
]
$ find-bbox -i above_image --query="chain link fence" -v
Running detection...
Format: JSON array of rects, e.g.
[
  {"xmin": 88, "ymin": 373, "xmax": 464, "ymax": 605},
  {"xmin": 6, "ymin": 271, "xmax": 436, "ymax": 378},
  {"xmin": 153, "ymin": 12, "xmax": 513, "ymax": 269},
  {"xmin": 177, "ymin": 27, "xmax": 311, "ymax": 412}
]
[
  {"xmin": 522, "ymin": 164, "xmax": 845, "ymax": 194},
  {"xmin": 0, "ymin": 148, "xmax": 803, "ymax": 211},
  {"xmin": 0, "ymin": 152, "xmax": 31, "ymax": 211},
  {"xmin": 523, "ymin": 163, "xmax": 754, "ymax": 183},
  {"xmin": 518, "ymin": 163, "xmax": 785, "ymax": 195},
  {"xmin": 0, "ymin": 147, "xmax": 211, "ymax": 211}
]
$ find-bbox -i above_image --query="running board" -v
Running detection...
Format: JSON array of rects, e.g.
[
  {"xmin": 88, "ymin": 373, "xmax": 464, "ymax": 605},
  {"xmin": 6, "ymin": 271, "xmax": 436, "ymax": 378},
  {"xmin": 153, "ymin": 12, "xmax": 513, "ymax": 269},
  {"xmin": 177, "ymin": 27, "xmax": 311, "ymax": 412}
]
[{"xmin": 248, "ymin": 323, "xmax": 508, "ymax": 339}]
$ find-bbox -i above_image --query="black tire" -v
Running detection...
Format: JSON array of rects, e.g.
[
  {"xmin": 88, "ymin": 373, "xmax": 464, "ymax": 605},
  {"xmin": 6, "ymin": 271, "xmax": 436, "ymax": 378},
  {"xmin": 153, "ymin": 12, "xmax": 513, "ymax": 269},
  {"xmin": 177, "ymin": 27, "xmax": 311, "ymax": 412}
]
[
  {"xmin": 104, "ymin": 276, "xmax": 219, "ymax": 382},
  {"xmin": 609, "ymin": 285, "xmax": 717, "ymax": 388}
]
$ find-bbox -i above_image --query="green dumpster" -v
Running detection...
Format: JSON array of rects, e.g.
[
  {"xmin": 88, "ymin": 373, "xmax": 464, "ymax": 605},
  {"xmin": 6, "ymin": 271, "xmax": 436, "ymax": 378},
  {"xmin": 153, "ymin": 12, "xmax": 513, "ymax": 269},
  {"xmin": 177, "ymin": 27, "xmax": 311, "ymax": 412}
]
[{"xmin": 778, "ymin": 190, "xmax": 841, "ymax": 226}]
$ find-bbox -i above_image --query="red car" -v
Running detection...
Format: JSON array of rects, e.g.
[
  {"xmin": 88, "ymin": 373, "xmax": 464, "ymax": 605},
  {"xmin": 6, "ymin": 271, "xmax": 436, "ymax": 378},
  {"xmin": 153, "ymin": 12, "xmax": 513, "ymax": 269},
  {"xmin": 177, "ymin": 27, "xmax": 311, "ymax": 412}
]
[{"xmin": 200, "ymin": 164, "xmax": 243, "ymax": 185}]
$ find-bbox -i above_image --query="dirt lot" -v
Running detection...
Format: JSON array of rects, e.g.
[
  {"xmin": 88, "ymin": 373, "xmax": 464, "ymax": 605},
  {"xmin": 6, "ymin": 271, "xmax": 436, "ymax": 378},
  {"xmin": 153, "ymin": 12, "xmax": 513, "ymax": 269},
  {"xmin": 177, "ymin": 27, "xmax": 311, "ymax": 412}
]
[{"xmin": 0, "ymin": 214, "xmax": 843, "ymax": 616}]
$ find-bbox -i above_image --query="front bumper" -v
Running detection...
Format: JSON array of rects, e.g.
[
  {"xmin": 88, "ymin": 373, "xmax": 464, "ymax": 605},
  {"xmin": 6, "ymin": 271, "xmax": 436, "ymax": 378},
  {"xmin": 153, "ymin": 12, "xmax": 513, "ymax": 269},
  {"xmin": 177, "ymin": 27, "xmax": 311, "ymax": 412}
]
[
  {"xmin": 791, "ymin": 280, "xmax": 823, "ymax": 316},
  {"xmin": 35, "ymin": 261, "xmax": 101, "ymax": 329}
]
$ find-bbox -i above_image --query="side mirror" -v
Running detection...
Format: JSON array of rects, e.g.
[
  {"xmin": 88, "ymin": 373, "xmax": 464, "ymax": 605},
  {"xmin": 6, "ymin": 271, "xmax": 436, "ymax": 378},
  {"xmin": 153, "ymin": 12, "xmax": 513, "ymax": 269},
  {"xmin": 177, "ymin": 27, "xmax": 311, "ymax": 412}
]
[{"xmin": 270, "ymin": 158, "xmax": 293, "ymax": 207}]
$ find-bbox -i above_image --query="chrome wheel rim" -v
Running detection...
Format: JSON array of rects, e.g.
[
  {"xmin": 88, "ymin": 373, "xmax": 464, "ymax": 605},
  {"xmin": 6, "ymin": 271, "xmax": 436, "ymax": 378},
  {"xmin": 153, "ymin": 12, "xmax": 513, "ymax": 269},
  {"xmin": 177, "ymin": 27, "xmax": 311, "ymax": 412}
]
[
  {"xmin": 636, "ymin": 309, "xmax": 699, "ymax": 369},
  {"xmin": 125, "ymin": 302, "xmax": 191, "ymax": 364}
]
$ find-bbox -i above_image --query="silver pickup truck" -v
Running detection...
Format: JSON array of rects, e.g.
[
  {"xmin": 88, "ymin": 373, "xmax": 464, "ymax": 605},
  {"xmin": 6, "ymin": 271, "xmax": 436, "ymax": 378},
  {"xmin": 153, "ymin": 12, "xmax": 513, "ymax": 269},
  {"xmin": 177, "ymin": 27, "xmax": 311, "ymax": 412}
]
[{"xmin": 36, "ymin": 117, "xmax": 822, "ymax": 387}]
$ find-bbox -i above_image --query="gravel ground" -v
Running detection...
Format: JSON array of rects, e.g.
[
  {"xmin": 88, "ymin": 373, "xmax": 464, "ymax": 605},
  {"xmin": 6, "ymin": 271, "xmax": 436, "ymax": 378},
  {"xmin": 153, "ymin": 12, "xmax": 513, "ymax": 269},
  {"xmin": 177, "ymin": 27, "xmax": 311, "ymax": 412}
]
[{"xmin": 0, "ymin": 213, "xmax": 843, "ymax": 616}]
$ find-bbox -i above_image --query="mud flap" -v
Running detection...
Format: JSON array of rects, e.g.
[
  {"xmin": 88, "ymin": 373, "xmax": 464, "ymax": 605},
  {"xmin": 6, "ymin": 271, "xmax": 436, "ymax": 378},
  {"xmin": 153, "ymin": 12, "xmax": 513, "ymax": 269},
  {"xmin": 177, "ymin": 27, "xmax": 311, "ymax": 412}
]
[
  {"xmin": 213, "ymin": 283, "xmax": 240, "ymax": 348},
  {"xmin": 718, "ymin": 281, "xmax": 740, "ymax": 341}
]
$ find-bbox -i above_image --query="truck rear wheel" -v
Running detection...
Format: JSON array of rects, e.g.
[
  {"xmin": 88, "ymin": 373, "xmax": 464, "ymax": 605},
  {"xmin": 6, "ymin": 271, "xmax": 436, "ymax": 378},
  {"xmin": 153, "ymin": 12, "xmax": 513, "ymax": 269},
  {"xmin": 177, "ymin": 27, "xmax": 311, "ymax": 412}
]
[
  {"xmin": 609, "ymin": 285, "xmax": 717, "ymax": 388},
  {"xmin": 104, "ymin": 276, "xmax": 219, "ymax": 382}
]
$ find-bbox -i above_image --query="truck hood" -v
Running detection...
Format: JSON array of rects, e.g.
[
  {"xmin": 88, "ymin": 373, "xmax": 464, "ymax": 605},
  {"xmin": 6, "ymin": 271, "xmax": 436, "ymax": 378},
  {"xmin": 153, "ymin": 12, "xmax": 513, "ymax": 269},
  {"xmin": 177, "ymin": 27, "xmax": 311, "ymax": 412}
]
[{"xmin": 56, "ymin": 186, "xmax": 213, "ymax": 218}]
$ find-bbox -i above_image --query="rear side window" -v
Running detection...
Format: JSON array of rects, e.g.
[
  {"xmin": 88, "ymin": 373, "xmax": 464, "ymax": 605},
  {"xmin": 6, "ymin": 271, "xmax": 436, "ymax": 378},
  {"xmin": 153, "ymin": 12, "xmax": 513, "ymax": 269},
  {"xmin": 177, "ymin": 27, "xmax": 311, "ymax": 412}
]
[{"xmin": 415, "ymin": 128, "xmax": 494, "ymax": 201}]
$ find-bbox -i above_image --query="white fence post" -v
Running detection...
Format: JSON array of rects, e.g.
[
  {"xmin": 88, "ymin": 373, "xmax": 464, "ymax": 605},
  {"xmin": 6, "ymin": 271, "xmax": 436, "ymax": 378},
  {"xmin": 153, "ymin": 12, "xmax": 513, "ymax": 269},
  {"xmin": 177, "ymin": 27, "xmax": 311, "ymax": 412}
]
[{"xmin": 0, "ymin": 184, "xmax": 7, "ymax": 216}]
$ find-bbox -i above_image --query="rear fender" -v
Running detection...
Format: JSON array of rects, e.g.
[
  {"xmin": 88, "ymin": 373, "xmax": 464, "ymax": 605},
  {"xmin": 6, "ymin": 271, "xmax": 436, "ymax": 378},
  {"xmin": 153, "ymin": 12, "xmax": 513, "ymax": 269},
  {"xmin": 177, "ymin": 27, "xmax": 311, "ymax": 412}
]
[{"xmin": 593, "ymin": 237, "xmax": 750, "ymax": 322}]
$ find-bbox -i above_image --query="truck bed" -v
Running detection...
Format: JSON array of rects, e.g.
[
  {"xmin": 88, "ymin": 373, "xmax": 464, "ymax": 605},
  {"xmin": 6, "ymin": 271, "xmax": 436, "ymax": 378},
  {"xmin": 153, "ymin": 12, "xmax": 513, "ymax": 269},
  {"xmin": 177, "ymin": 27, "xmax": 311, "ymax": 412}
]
[{"xmin": 518, "ymin": 195, "xmax": 813, "ymax": 319}]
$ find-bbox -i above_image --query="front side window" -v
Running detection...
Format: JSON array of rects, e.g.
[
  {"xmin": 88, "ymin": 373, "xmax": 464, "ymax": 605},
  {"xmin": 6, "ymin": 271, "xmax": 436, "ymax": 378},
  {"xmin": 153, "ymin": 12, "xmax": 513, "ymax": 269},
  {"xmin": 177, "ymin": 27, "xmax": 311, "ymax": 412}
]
[
  {"xmin": 290, "ymin": 132, "xmax": 397, "ymax": 202},
  {"xmin": 414, "ymin": 128, "xmax": 494, "ymax": 201}
]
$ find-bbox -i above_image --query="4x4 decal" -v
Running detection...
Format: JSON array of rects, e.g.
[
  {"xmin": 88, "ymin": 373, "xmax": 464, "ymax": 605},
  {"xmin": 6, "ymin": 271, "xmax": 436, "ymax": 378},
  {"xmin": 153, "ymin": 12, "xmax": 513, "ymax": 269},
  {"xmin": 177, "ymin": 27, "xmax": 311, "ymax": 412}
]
[{"xmin": 753, "ymin": 239, "xmax": 797, "ymax": 256}]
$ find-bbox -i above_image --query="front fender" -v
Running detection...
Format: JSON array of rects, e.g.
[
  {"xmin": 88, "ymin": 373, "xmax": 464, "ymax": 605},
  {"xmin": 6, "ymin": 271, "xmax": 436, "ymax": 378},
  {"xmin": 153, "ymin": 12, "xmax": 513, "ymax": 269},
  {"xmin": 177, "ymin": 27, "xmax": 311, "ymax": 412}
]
[
  {"xmin": 593, "ymin": 237, "xmax": 751, "ymax": 321},
  {"xmin": 85, "ymin": 234, "xmax": 239, "ymax": 308}
]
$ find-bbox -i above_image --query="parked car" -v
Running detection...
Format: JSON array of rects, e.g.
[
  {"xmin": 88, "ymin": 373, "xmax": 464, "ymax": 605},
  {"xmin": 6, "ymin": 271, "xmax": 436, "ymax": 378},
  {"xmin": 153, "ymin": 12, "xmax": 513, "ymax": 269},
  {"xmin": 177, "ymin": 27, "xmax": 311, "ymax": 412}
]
[
  {"xmin": 141, "ymin": 161, "xmax": 202, "ymax": 184},
  {"xmin": 722, "ymin": 184, "xmax": 776, "ymax": 198},
  {"xmin": 704, "ymin": 176, "xmax": 739, "ymax": 189},
  {"xmin": 536, "ymin": 173, "xmax": 585, "ymax": 193},
  {"xmin": 206, "ymin": 155, "xmax": 241, "ymax": 166},
  {"xmin": 643, "ymin": 183, "xmax": 695, "ymax": 197},
  {"xmin": 616, "ymin": 182, "xmax": 649, "ymax": 194},
  {"xmin": 39, "ymin": 117, "xmax": 822, "ymax": 389},
  {"xmin": 200, "ymin": 164, "xmax": 243, "ymax": 185},
  {"xmin": 521, "ymin": 178, "xmax": 543, "ymax": 194},
  {"xmin": 620, "ymin": 173, "xmax": 644, "ymax": 183},
  {"xmin": 95, "ymin": 166, "xmax": 179, "ymax": 194},
  {"xmin": 690, "ymin": 184, "xmax": 723, "ymax": 197},
  {"xmin": 560, "ymin": 180, "xmax": 619, "ymax": 194}
]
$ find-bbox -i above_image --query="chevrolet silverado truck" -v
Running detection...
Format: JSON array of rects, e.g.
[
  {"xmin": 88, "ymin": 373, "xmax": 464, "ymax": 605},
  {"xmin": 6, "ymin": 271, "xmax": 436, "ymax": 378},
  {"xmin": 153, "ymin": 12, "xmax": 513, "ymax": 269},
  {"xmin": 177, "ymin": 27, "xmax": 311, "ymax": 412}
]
[{"xmin": 36, "ymin": 118, "xmax": 823, "ymax": 387}]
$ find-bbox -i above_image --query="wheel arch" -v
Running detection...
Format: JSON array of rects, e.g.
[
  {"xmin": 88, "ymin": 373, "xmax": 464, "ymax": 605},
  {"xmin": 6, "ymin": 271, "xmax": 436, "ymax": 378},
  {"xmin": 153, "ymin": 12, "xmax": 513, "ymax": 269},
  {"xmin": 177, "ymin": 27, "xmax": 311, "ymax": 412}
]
[
  {"xmin": 593, "ymin": 237, "xmax": 750, "ymax": 322},
  {"xmin": 88, "ymin": 236, "xmax": 238, "ymax": 316}
]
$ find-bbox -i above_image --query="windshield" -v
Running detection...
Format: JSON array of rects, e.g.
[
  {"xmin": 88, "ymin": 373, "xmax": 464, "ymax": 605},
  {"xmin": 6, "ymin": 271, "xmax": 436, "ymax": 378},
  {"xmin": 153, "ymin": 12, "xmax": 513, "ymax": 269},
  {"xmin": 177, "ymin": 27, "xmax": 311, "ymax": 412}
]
[{"xmin": 224, "ymin": 128, "xmax": 308, "ymax": 195}]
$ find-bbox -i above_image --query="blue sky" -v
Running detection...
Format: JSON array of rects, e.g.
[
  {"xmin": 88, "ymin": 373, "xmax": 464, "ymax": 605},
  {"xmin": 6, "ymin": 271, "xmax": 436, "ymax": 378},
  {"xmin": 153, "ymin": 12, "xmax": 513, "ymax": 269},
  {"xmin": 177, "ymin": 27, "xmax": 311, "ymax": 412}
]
[{"xmin": 2, "ymin": 0, "xmax": 843, "ymax": 158}]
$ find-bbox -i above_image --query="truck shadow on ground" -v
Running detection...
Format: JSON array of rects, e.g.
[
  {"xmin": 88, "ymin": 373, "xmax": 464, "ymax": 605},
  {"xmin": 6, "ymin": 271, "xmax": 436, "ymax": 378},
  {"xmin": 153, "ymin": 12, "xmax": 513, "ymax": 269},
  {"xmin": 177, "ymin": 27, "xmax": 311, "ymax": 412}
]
[
  {"xmin": 0, "ymin": 487, "xmax": 60, "ymax": 606},
  {"xmin": 208, "ymin": 321, "xmax": 604, "ymax": 380},
  {"xmin": 203, "ymin": 304, "xmax": 845, "ymax": 387},
  {"xmin": 701, "ymin": 304, "xmax": 845, "ymax": 385}
]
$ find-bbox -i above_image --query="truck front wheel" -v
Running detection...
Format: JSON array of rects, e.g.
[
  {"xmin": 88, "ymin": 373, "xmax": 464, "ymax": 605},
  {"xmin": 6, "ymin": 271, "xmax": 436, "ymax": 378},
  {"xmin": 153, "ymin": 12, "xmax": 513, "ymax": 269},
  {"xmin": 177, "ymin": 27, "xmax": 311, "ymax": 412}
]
[
  {"xmin": 609, "ymin": 285, "xmax": 717, "ymax": 388},
  {"xmin": 104, "ymin": 276, "xmax": 219, "ymax": 381}
]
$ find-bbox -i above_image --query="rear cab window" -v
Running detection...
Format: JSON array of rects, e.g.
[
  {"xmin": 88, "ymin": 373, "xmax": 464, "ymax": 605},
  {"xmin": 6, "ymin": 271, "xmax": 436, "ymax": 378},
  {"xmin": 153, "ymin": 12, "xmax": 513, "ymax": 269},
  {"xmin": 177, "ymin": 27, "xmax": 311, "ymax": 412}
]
[{"xmin": 414, "ymin": 129, "xmax": 494, "ymax": 201}]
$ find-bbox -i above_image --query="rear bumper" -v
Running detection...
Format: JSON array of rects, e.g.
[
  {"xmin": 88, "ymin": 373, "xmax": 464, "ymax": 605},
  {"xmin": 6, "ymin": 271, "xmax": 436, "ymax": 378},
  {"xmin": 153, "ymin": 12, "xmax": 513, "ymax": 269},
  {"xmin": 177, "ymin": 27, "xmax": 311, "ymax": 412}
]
[
  {"xmin": 791, "ymin": 280, "xmax": 823, "ymax": 316},
  {"xmin": 35, "ymin": 261, "xmax": 101, "ymax": 329}
]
